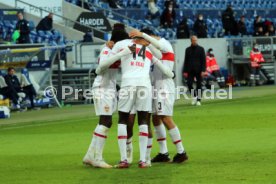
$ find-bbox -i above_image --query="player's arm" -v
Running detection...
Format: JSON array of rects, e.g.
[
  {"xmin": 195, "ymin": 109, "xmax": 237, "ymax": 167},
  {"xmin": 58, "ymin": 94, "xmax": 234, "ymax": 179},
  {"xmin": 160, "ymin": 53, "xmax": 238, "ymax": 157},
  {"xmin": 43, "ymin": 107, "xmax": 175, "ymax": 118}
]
[
  {"xmin": 152, "ymin": 56, "xmax": 174, "ymax": 78},
  {"xmin": 96, "ymin": 47, "xmax": 131, "ymax": 74},
  {"xmin": 129, "ymin": 30, "xmax": 164, "ymax": 52},
  {"xmin": 148, "ymin": 44, "xmax": 162, "ymax": 59}
]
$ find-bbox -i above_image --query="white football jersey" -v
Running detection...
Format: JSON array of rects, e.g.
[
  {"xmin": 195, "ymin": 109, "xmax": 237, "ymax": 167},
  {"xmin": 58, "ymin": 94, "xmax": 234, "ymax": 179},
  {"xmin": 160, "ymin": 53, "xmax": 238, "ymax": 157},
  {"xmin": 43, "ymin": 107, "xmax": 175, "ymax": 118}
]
[
  {"xmin": 152, "ymin": 38, "xmax": 175, "ymax": 93},
  {"xmin": 111, "ymin": 39, "xmax": 152, "ymax": 88},
  {"xmin": 92, "ymin": 46, "xmax": 119, "ymax": 89}
]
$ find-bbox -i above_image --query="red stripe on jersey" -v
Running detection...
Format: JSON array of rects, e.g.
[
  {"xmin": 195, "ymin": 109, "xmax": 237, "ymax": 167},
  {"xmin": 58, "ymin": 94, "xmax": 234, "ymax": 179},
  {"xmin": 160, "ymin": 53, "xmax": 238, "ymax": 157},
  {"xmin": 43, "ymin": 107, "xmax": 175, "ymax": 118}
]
[
  {"xmin": 157, "ymin": 138, "xmax": 166, "ymax": 142},
  {"xmin": 94, "ymin": 132, "xmax": 107, "ymax": 139},
  {"xmin": 145, "ymin": 51, "xmax": 153, "ymax": 61},
  {"xmin": 118, "ymin": 136, "xmax": 128, "ymax": 139},
  {"xmin": 173, "ymin": 140, "xmax": 182, "ymax": 144},
  {"xmin": 139, "ymin": 132, "xmax": 149, "ymax": 137},
  {"xmin": 147, "ymin": 145, "xmax": 152, "ymax": 149},
  {"xmin": 162, "ymin": 52, "xmax": 175, "ymax": 62},
  {"xmin": 109, "ymin": 60, "xmax": 121, "ymax": 69}
]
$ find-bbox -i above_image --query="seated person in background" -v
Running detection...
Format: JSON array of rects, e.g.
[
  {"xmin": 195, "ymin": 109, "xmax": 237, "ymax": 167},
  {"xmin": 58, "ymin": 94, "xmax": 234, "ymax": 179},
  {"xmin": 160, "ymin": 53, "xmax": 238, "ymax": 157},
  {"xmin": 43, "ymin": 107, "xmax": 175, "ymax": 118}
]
[
  {"xmin": 254, "ymin": 26, "xmax": 264, "ymax": 37},
  {"xmin": 106, "ymin": 0, "xmax": 121, "ymax": 9},
  {"xmin": 265, "ymin": 25, "xmax": 275, "ymax": 36},
  {"xmin": 36, "ymin": 13, "xmax": 53, "ymax": 32},
  {"xmin": 193, "ymin": 14, "xmax": 207, "ymax": 38},
  {"xmin": 205, "ymin": 48, "xmax": 225, "ymax": 88},
  {"xmin": 4, "ymin": 67, "xmax": 37, "ymax": 109},
  {"xmin": 0, "ymin": 70, "xmax": 21, "ymax": 109},
  {"xmin": 237, "ymin": 16, "xmax": 247, "ymax": 36},
  {"xmin": 176, "ymin": 17, "xmax": 190, "ymax": 39},
  {"xmin": 147, "ymin": 0, "xmax": 160, "ymax": 20},
  {"xmin": 160, "ymin": 2, "xmax": 175, "ymax": 28},
  {"xmin": 249, "ymin": 44, "xmax": 265, "ymax": 86}
]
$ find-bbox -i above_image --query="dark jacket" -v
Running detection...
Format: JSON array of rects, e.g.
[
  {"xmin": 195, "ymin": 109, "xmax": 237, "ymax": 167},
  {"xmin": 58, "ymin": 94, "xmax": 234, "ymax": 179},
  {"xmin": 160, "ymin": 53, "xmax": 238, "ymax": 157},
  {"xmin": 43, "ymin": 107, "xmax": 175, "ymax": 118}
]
[
  {"xmin": 160, "ymin": 8, "xmax": 176, "ymax": 28},
  {"xmin": 237, "ymin": 20, "xmax": 247, "ymax": 35},
  {"xmin": 222, "ymin": 9, "xmax": 235, "ymax": 33},
  {"xmin": 254, "ymin": 21, "xmax": 263, "ymax": 32},
  {"xmin": 4, "ymin": 74, "xmax": 21, "ymax": 92},
  {"xmin": 36, "ymin": 16, "xmax": 53, "ymax": 31},
  {"xmin": 176, "ymin": 19, "xmax": 190, "ymax": 39},
  {"xmin": 193, "ymin": 19, "xmax": 207, "ymax": 38},
  {"xmin": 183, "ymin": 45, "xmax": 206, "ymax": 73},
  {"xmin": 16, "ymin": 19, "xmax": 30, "ymax": 44}
]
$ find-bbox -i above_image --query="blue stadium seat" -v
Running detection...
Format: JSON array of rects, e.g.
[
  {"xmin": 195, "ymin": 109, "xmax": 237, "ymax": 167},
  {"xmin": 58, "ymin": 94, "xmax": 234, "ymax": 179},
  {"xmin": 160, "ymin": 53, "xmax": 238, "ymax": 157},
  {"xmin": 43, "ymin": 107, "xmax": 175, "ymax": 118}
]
[{"xmin": 29, "ymin": 21, "xmax": 35, "ymax": 31}]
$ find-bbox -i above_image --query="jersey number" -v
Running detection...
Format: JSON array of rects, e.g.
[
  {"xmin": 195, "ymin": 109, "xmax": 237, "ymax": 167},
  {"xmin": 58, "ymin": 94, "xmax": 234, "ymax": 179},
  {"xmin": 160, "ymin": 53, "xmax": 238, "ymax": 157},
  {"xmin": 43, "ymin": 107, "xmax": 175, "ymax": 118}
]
[
  {"xmin": 133, "ymin": 46, "xmax": 146, "ymax": 60},
  {"xmin": 158, "ymin": 102, "xmax": 162, "ymax": 111}
]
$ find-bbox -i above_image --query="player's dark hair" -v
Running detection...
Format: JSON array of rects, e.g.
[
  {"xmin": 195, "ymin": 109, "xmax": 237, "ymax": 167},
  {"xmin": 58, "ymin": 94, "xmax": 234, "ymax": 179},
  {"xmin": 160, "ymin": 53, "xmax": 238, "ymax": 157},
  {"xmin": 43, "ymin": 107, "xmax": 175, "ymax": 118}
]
[
  {"xmin": 207, "ymin": 48, "xmax": 213, "ymax": 53},
  {"xmin": 140, "ymin": 28, "xmax": 155, "ymax": 36},
  {"xmin": 110, "ymin": 29, "xmax": 129, "ymax": 43},
  {"xmin": 7, "ymin": 67, "xmax": 15, "ymax": 72},
  {"xmin": 113, "ymin": 23, "xmax": 126, "ymax": 31}
]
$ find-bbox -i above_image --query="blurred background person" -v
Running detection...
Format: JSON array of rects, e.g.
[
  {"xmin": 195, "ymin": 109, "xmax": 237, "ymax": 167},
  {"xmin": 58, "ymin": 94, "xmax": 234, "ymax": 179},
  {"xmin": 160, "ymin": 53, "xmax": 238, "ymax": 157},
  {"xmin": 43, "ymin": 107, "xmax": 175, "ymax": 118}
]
[
  {"xmin": 205, "ymin": 48, "xmax": 225, "ymax": 88},
  {"xmin": 265, "ymin": 25, "xmax": 275, "ymax": 36},
  {"xmin": 193, "ymin": 14, "xmax": 207, "ymax": 38},
  {"xmin": 160, "ymin": 1, "xmax": 176, "ymax": 28},
  {"xmin": 147, "ymin": 0, "xmax": 160, "ymax": 19},
  {"xmin": 146, "ymin": 0, "xmax": 160, "ymax": 26},
  {"xmin": 15, "ymin": 12, "xmax": 30, "ymax": 44},
  {"xmin": 222, "ymin": 5, "xmax": 236, "ymax": 36},
  {"xmin": 164, "ymin": 0, "xmax": 179, "ymax": 8},
  {"xmin": 183, "ymin": 36, "xmax": 206, "ymax": 106},
  {"xmin": 254, "ymin": 16, "xmax": 264, "ymax": 33},
  {"xmin": 36, "ymin": 13, "xmax": 53, "ymax": 31},
  {"xmin": 176, "ymin": 17, "xmax": 190, "ymax": 39},
  {"xmin": 237, "ymin": 16, "xmax": 247, "ymax": 36},
  {"xmin": 249, "ymin": 43, "xmax": 265, "ymax": 86},
  {"xmin": 106, "ymin": 0, "xmax": 121, "ymax": 8},
  {"xmin": 254, "ymin": 26, "xmax": 264, "ymax": 37},
  {"xmin": 4, "ymin": 67, "xmax": 37, "ymax": 109}
]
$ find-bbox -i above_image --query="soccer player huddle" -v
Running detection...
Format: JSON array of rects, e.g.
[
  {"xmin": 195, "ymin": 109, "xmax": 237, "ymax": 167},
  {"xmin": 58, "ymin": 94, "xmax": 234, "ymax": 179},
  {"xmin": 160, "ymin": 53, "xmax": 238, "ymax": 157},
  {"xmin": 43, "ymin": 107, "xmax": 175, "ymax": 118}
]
[{"xmin": 83, "ymin": 24, "xmax": 188, "ymax": 169}]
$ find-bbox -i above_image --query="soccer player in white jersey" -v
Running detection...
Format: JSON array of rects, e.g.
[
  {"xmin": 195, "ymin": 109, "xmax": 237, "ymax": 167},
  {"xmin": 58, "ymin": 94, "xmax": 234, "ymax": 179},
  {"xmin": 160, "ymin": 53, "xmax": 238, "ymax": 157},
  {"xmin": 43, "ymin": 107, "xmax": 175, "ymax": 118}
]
[
  {"xmin": 96, "ymin": 36, "xmax": 152, "ymax": 168},
  {"xmin": 129, "ymin": 29, "xmax": 189, "ymax": 163},
  {"xmin": 82, "ymin": 29, "xmax": 129, "ymax": 168},
  {"xmin": 96, "ymin": 34, "xmax": 174, "ymax": 168}
]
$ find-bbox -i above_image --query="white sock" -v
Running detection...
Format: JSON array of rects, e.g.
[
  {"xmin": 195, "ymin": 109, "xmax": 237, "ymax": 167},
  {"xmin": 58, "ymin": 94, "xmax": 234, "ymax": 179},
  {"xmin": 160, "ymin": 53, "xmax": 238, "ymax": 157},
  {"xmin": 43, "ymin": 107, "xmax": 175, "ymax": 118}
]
[
  {"xmin": 85, "ymin": 124, "xmax": 99, "ymax": 159},
  {"xmin": 139, "ymin": 125, "xmax": 148, "ymax": 162},
  {"xmin": 127, "ymin": 138, "xmax": 133, "ymax": 151},
  {"xmin": 146, "ymin": 138, "xmax": 153, "ymax": 161},
  {"xmin": 154, "ymin": 124, "xmax": 168, "ymax": 154},
  {"xmin": 94, "ymin": 125, "xmax": 109, "ymax": 160},
  {"xmin": 168, "ymin": 127, "xmax": 185, "ymax": 154},
  {"xmin": 118, "ymin": 124, "xmax": 127, "ymax": 161}
]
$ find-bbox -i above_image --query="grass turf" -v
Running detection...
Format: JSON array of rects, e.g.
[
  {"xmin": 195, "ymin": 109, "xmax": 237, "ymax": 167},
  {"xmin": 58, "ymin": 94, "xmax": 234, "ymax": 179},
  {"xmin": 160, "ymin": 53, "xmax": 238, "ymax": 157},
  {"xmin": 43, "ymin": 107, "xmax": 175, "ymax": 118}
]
[{"xmin": 0, "ymin": 86, "xmax": 276, "ymax": 184}]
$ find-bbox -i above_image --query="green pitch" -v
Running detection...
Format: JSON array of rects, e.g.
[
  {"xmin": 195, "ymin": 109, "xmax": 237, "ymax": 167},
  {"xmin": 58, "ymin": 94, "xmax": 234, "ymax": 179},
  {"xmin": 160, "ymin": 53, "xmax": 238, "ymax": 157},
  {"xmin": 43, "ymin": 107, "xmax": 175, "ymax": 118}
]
[{"xmin": 1, "ymin": 86, "xmax": 276, "ymax": 184}]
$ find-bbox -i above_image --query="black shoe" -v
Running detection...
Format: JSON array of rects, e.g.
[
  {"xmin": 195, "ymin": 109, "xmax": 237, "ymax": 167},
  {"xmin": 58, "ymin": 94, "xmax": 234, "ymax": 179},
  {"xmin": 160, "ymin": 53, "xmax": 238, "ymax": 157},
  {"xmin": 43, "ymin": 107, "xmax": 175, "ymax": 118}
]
[
  {"xmin": 173, "ymin": 152, "xmax": 188, "ymax": 163},
  {"xmin": 151, "ymin": 153, "xmax": 170, "ymax": 163}
]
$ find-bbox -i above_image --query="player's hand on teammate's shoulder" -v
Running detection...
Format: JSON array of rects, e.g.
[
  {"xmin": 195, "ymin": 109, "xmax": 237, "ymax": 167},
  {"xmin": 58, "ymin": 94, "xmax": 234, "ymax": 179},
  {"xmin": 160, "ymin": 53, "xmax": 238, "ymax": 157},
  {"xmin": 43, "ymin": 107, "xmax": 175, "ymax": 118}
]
[
  {"xmin": 128, "ymin": 44, "xmax": 136, "ymax": 53},
  {"xmin": 106, "ymin": 41, "xmax": 114, "ymax": 49},
  {"xmin": 129, "ymin": 30, "xmax": 143, "ymax": 38},
  {"xmin": 139, "ymin": 39, "xmax": 150, "ymax": 46}
]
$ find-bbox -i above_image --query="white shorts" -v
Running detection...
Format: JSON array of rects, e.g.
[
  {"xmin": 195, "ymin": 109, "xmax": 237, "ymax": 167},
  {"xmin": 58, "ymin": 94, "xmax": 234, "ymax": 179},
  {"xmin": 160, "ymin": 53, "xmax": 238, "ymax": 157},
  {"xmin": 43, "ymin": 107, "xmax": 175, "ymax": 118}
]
[
  {"xmin": 118, "ymin": 86, "xmax": 152, "ymax": 113},
  {"xmin": 92, "ymin": 88, "xmax": 117, "ymax": 116},
  {"xmin": 153, "ymin": 92, "xmax": 175, "ymax": 116}
]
